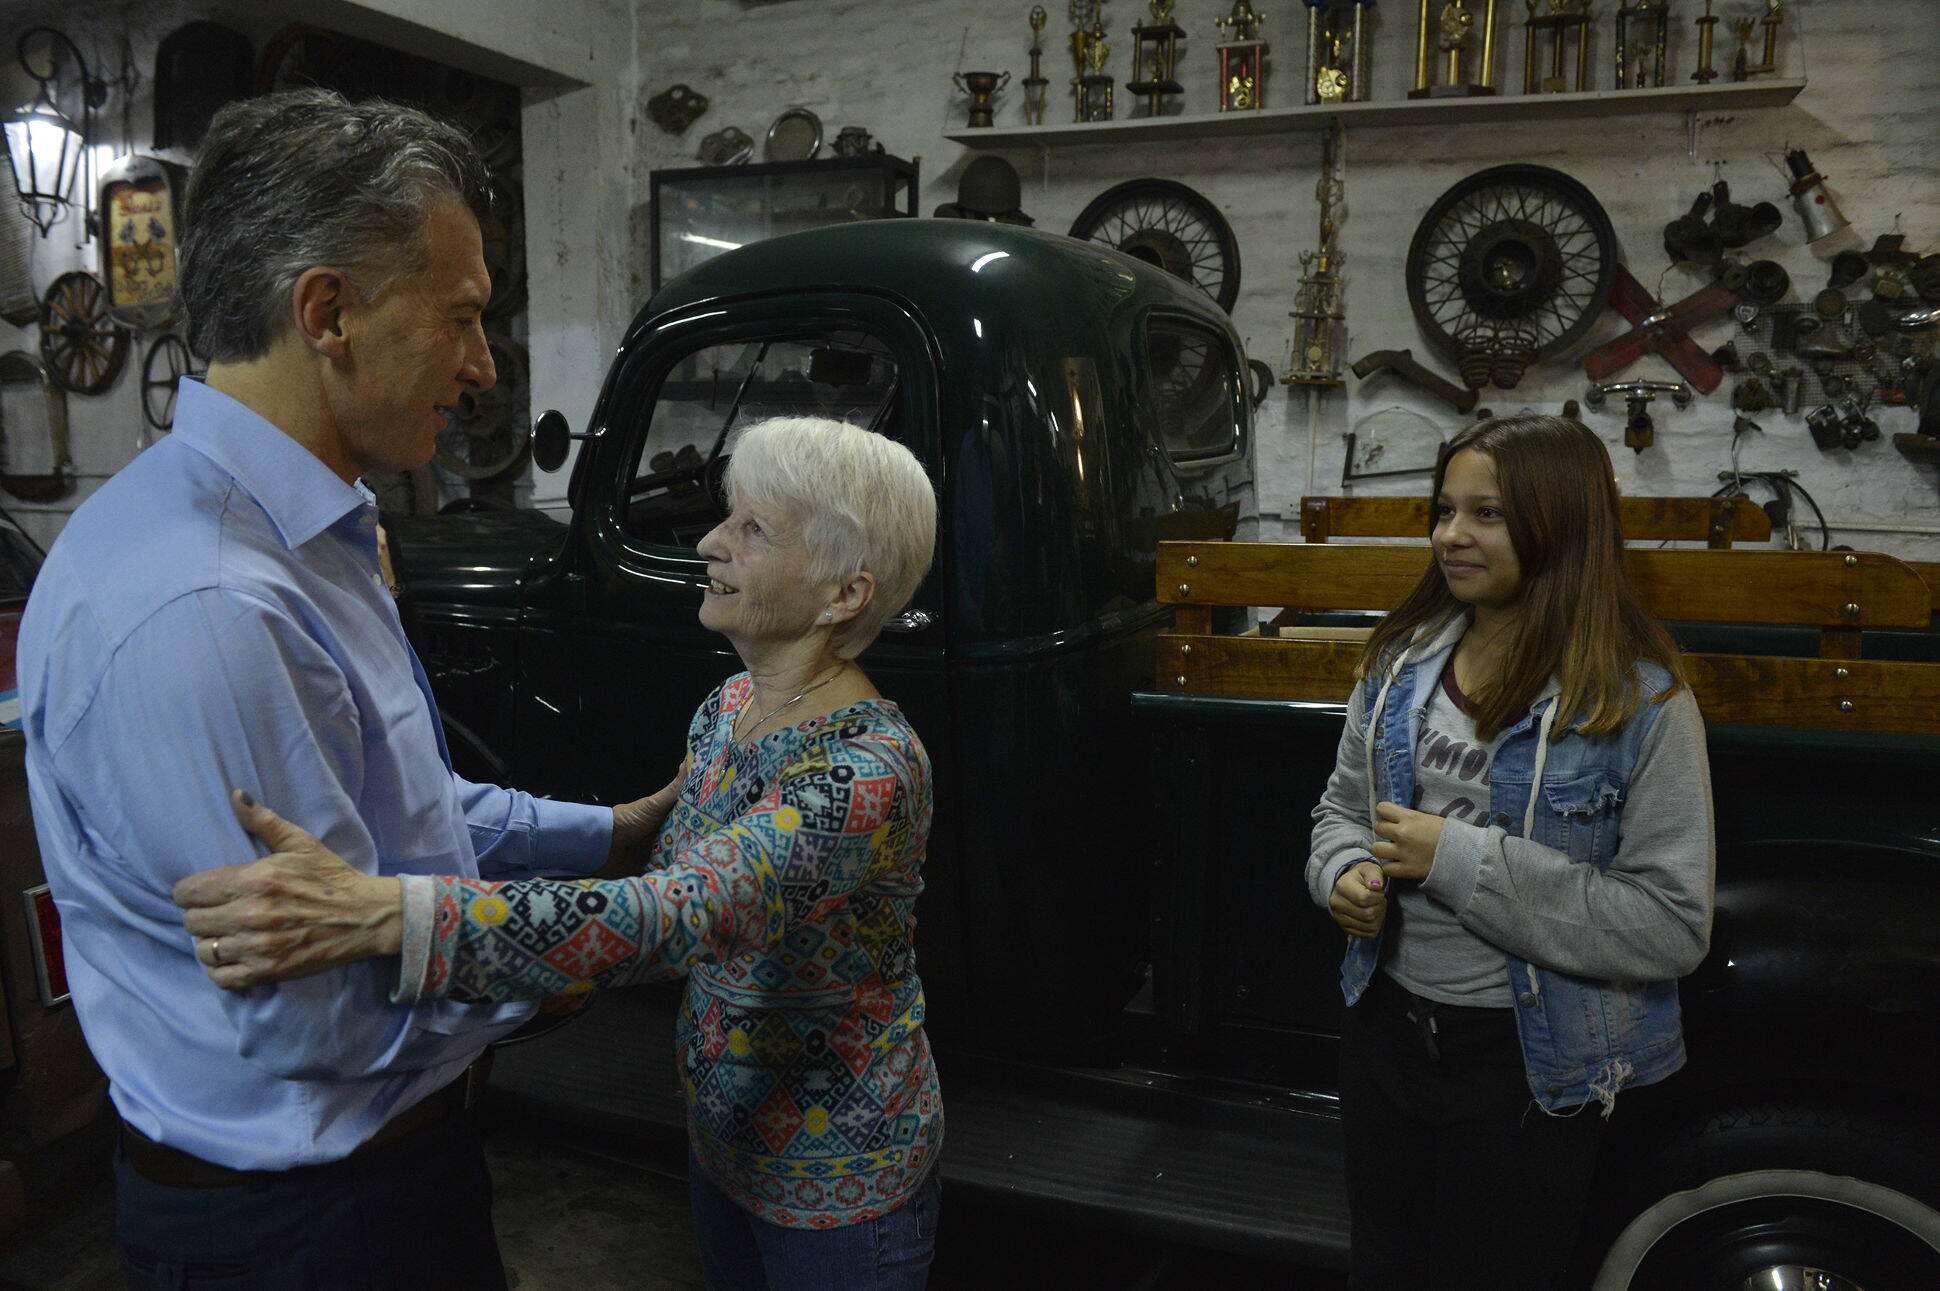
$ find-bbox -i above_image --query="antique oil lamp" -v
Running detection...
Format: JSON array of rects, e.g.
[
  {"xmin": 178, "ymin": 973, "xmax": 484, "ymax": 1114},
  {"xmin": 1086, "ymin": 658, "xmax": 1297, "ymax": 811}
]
[
  {"xmin": 1215, "ymin": 0, "xmax": 1268, "ymax": 111},
  {"xmin": 1409, "ymin": 0, "xmax": 1500, "ymax": 99},
  {"xmin": 1522, "ymin": 0, "xmax": 1591, "ymax": 93},
  {"xmin": 1125, "ymin": 0, "xmax": 1185, "ymax": 118}
]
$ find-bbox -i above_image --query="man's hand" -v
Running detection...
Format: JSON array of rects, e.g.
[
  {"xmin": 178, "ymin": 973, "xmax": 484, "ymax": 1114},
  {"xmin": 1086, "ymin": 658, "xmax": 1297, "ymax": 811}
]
[
  {"xmin": 608, "ymin": 762, "xmax": 686, "ymax": 863},
  {"xmin": 1329, "ymin": 860, "xmax": 1389, "ymax": 939},
  {"xmin": 1371, "ymin": 801, "xmax": 1444, "ymax": 881},
  {"xmin": 172, "ymin": 790, "xmax": 403, "ymax": 989}
]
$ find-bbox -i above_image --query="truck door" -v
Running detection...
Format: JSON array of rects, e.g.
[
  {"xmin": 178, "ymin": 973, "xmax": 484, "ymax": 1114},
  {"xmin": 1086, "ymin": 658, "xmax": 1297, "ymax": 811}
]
[{"xmin": 514, "ymin": 293, "xmax": 964, "ymax": 990}]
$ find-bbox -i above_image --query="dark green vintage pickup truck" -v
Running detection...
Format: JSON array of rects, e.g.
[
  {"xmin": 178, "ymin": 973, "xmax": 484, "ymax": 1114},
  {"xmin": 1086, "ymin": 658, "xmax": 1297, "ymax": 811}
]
[{"xmin": 389, "ymin": 219, "xmax": 1940, "ymax": 1288}]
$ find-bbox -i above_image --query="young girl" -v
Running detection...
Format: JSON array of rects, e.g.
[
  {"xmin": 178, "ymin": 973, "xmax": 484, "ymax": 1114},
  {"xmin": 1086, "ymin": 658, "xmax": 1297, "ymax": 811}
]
[{"xmin": 1306, "ymin": 415, "xmax": 1717, "ymax": 1290}]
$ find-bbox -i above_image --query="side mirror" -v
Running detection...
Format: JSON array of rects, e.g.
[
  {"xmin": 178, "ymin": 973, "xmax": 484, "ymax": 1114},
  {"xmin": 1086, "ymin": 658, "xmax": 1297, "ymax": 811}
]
[{"xmin": 532, "ymin": 408, "xmax": 590, "ymax": 473}]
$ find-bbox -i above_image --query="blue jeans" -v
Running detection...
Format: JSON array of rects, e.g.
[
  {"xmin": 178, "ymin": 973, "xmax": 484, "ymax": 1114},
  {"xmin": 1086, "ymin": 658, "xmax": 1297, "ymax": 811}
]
[{"xmin": 687, "ymin": 1150, "xmax": 940, "ymax": 1291}]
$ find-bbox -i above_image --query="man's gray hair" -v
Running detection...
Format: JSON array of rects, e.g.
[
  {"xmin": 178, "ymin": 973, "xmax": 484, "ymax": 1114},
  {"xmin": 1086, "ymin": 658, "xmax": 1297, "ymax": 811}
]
[
  {"xmin": 178, "ymin": 89, "xmax": 493, "ymax": 363},
  {"xmin": 725, "ymin": 418, "xmax": 938, "ymax": 659}
]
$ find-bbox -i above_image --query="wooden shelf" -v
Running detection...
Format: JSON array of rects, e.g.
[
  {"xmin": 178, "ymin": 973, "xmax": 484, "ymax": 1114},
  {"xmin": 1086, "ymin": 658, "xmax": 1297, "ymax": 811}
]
[{"xmin": 945, "ymin": 79, "xmax": 1805, "ymax": 148}]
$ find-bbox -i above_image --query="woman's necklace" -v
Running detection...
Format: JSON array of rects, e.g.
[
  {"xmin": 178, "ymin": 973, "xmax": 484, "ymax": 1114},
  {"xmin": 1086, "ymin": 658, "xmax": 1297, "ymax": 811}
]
[{"xmin": 731, "ymin": 663, "xmax": 846, "ymax": 743}]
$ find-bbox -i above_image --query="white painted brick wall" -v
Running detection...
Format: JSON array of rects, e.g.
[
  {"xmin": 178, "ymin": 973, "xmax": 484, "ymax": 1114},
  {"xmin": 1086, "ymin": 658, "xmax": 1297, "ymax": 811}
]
[
  {"xmin": 5, "ymin": 1, "xmax": 1933, "ymax": 562},
  {"xmin": 633, "ymin": 0, "xmax": 1940, "ymax": 558}
]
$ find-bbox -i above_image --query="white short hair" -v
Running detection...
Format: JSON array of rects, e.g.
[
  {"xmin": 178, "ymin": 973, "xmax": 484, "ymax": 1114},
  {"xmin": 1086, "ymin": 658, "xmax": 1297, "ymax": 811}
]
[{"xmin": 724, "ymin": 417, "xmax": 938, "ymax": 658}]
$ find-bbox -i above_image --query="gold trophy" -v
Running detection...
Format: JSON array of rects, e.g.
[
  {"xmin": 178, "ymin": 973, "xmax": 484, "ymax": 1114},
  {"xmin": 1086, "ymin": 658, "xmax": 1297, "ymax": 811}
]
[
  {"xmin": 1215, "ymin": 0, "xmax": 1268, "ymax": 111},
  {"xmin": 1023, "ymin": 7, "xmax": 1051, "ymax": 124},
  {"xmin": 1080, "ymin": 24, "xmax": 1116, "ymax": 120},
  {"xmin": 1305, "ymin": 4, "xmax": 1373, "ymax": 105},
  {"xmin": 1614, "ymin": 0, "xmax": 1670, "ymax": 89},
  {"xmin": 1523, "ymin": 0, "xmax": 1592, "ymax": 94},
  {"xmin": 1731, "ymin": 0, "xmax": 1783, "ymax": 81},
  {"xmin": 1126, "ymin": 0, "xmax": 1186, "ymax": 118},
  {"xmin": 1410, "ymin": 0, "xmax": 1500, "ymax": 98},
  {"xmin": 1691, "ymin": 0, "xmax": 1720, "ymax": 83},
  {"xmin": 1069, "ymin": 0, "xmax": 1112, "ymax": 122},
  {"xmin": 953, "ymin": 70, "xmax": 1012, "ymax": 128}
]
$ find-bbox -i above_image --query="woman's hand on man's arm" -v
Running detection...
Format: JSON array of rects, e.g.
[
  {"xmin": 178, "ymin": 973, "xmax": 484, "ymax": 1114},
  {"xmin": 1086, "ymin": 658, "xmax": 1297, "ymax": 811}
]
[{"xmin": 173, "ymin": 790, "xmax": 403, "ymax": 989}]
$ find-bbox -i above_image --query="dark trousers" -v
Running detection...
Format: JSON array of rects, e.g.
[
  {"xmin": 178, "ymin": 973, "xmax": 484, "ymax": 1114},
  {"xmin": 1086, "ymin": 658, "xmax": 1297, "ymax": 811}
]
[
  {"xmin": 114, "ymin": 1110, "xmax": 507, "ymax": 1291},
  {"xmin": 1339, "ymin": 973, "xmax": 1605, "ymax": 1291}
]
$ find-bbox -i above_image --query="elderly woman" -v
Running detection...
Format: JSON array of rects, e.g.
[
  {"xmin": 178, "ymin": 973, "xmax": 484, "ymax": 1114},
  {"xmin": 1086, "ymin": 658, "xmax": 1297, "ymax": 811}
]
[{"xmin": 176, "ymin": 416, "xmax": 942, "ymax": 1291}]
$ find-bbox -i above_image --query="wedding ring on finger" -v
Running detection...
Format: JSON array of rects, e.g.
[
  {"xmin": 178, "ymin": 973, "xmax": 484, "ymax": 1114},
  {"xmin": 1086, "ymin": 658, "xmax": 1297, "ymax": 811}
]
[{"xmin": 210, "ymin": 938, "xmax": 224, "ymax": 966}]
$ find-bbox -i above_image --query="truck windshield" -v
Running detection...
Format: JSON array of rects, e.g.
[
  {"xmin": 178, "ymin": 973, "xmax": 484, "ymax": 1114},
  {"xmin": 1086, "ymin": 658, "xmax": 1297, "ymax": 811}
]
[{"xmin": 622, "ymin": 331, "xmax": 900, "ymax": 549}]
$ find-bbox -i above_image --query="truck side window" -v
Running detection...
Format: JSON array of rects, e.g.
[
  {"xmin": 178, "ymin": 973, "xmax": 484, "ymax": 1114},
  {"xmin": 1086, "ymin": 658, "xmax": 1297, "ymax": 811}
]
[
  {"xmin": 621, "ymin": 332, "xmax": 901, "ymax": 548},
  {"xmin": 1145, "ymin": 315, "xmax": 1245, "ymax": 466}
]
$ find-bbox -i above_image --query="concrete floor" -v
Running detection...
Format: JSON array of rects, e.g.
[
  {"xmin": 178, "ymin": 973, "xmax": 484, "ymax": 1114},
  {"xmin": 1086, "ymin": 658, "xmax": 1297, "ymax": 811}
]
[{"xmin": 0, "ymin": 1110, "xmax": 1331, "ymax": 1290}]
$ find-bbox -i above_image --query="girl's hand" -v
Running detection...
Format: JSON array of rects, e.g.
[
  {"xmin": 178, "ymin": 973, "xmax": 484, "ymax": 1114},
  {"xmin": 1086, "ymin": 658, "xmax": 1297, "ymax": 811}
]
[
  {"xmin": 1329, "ymin": 860, "xmax": 1389, "ymax": 939},
  {"xmin": 1372, "ymin": 802, "xmax": 1444, "ymax": 881}
]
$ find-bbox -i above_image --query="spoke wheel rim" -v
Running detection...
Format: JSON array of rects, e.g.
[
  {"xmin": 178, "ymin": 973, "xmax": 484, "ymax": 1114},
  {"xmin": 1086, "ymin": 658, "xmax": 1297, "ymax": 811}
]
[
  {"xmin": 1406, "ymin": 164, "xmax": 1616, "ymax": 369},
  {"xmin": 39, "ymin": 271, "xmax": 130, "ymax": 396},
  {"xmin": 1069, "ymin": 178, "xmax": 1242, "ymax": 313}
]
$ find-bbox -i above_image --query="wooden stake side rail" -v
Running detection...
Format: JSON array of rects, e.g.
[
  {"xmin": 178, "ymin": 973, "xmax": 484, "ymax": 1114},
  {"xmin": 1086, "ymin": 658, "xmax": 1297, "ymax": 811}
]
[
  {"xmin": 1153, "ymin": 633, "xmax": 1940, "ymax": 737},
  {"xmin": 1155, "ymin": 542, "xmax": 1940, "ymax": 736},
  {"xmin": 1298, "ymin": 495, "xmax": 1771, "ymax": 548},
  {"xmin": 1159, "ymin": 544, "xmax": 1930, "ymax": 631}
]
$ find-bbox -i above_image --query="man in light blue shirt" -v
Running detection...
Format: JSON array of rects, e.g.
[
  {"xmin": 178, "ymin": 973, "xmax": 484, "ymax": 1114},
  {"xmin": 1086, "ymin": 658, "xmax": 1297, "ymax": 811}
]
[{"xmin": 17, "ymin": 90, "xmax": 662, "ymax": 1289}]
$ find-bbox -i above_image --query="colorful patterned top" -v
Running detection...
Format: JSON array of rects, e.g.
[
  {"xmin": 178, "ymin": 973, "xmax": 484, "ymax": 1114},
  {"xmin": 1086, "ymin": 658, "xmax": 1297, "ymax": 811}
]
[{"xmin": 395, "ymin": 675, "xmax": 941, "ymax": 1228}]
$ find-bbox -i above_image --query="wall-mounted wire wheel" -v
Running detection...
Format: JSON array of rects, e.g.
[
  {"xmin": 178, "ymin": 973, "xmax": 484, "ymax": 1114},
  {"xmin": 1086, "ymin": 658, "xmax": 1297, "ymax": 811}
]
[
  {"xmin": 1069, "ymin": 178, "xmax": 1241, "ymax": 313},
  {"xmin": 1406, "ymin": 165, "xmax": 1616, "ymax": 381}
]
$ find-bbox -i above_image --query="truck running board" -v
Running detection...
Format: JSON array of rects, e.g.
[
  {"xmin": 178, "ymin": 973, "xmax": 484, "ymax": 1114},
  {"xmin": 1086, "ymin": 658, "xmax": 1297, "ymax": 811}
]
[{"xmin": 482, "ymin": 985, "xmax": 1352, "ymax": 1270}]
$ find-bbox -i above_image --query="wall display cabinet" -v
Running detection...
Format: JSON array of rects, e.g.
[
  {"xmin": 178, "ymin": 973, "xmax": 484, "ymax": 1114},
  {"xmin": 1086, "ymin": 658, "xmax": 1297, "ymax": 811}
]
[{"xmin": 650, "ymin": 155, "xmax": 920, "ymax": 293}]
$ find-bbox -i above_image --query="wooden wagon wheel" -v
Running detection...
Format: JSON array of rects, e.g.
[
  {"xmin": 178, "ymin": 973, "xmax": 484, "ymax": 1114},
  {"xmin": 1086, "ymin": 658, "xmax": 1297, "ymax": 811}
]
[
  {"xmin": 39, "ymin": 271, "xmax": 130, "ymax": 396},
  {"xmin": 141, "ymin": 333, "xmax": 198, "ymax": 432}
]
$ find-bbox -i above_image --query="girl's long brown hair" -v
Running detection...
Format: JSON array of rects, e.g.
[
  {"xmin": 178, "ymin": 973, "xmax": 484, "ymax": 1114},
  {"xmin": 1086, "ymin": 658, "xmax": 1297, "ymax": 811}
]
[{"xmin": 1358, "ymin": 415, "xmax": 1686, "ymax": 742}]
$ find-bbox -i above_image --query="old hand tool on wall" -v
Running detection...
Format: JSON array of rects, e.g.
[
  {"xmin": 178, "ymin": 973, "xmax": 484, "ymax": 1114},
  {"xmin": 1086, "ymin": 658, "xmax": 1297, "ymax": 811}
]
[
  {"xmin": 1586, "ymin": 378, "xmax": 1691, "ymax": 453},
  {"xmin": 1350, "ymin": 348, "xmax": 1478, "ymax": 414}
]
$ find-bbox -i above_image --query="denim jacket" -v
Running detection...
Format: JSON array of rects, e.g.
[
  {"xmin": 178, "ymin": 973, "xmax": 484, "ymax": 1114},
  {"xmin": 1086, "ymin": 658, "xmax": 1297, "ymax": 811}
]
[{"xmin": 1308, "ymin": 617, "xmax": 1715, "ymax": 1115}]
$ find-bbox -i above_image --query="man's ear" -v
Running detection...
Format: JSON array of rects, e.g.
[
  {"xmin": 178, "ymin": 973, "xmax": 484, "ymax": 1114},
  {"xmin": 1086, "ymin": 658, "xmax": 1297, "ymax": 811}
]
[
  {"xmin": 290, "ymin": 267, "xmax": 352, "ymax": 359},
  {"xmin": 825, "ymin": 570, "xmax": 877, "ymax": 626}
]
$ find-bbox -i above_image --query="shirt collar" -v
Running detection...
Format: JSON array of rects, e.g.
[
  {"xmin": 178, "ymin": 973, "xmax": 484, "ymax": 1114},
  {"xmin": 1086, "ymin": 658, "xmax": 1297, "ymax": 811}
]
[{"xmin": 170, "ymin": 378, "xmax": 370, "ymax": 549}]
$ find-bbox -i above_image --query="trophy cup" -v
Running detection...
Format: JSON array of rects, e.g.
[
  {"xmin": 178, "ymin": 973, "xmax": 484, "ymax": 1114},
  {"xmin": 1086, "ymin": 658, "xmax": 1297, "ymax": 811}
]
[
  {"xmin": 1614, "ymin": 0, "xmax": 1670, "ymax": 89},
  {"xmin": 1523, "ymin": 0, "xmax": 1591, "ymax": 93},
  {"xmin": 1023, "ymin": 6, "xmax": 1050, "ymax": 124},
  {"xmin": 1304, "ymin": 3, "xmax": 1374, "ymax": 105},
  {"xmin": 953, "ymin": 70, "xmax": 1012, "ymax": 128},
  {"xmin": 1126, "ymin": 0, "xmax": 1186, "ymax": 118},
  {"xmin": 1409, "ymin": 0, "xmax": 1500, "ymax": 98},
  {"xmin": 1215, "ymin": 0, "xmax": 1269, "ymax": 111}
]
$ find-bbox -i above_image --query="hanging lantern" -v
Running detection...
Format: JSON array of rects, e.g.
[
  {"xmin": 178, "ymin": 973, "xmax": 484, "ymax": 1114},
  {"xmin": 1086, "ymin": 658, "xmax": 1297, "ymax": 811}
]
[{"xmin": 3, "ymin": 29, "xmax": 103, "ymax": 238}]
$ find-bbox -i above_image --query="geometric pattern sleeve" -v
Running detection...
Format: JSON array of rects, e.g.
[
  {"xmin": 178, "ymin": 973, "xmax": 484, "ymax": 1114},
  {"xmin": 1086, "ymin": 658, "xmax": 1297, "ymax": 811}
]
[{"xmin": 395, "ymin": 731, "xmax": 917, "ymax": 1005}]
